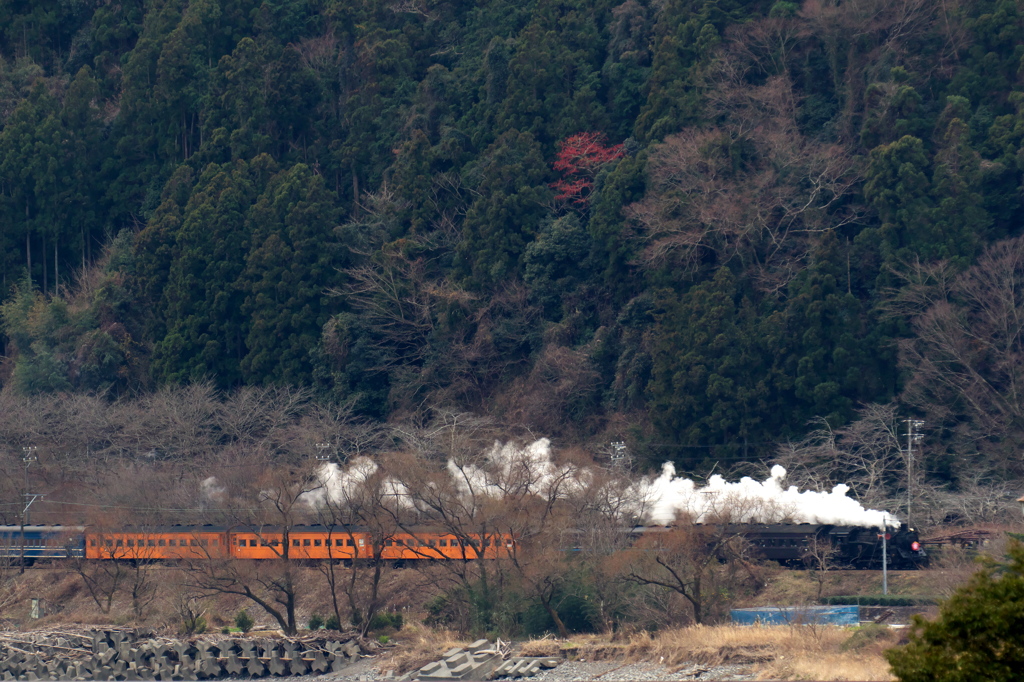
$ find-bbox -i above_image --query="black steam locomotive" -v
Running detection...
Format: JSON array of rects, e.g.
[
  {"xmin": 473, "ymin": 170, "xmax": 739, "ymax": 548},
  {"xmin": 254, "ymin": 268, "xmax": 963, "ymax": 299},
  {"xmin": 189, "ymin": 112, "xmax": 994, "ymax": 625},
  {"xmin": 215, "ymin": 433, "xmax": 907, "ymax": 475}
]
[
  {"xmin": 727, "ymin": 523, "xmax": 927, "ymax": 569},
  {"xmin": 630, "ymin": 523, "xmax": 928, "ymax": 569}
]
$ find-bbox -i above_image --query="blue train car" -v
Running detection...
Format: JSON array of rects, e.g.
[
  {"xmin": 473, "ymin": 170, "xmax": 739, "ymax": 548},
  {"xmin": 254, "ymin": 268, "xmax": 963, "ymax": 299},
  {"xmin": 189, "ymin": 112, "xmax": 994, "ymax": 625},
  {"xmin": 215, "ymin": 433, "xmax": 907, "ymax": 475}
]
[{"xmin": 0, "ymin": 525, "xmax": 86, "ymax": 563}]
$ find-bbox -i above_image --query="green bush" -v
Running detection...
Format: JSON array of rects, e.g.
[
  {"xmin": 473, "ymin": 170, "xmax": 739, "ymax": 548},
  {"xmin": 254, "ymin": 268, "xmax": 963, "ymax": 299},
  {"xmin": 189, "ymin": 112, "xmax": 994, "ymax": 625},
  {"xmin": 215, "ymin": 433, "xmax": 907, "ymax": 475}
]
[
  {"xmin": 308, "ymin": 614, "xmax": 325, "ymax": 631},
  {"xmin": 368, "ymin": 611, "xmax": 404, "ymax": 631},
  {"xmin": 235, "ymin": 610, "xmax": 255, "ymax": 633},
  {"xmin": 887, "ymin": 543, "xmax": 1024, "ymax": 682},
  {"xmin": 324, "ymin": 615, "xmax": 341, "ymax": 631},
  {"xmin": 377, "ymin": 635, "xmax": 390, "ymax": 645},
  {"xmin": 181, "ymin": 615, "xmax": 207, "ymax": 636},
  {"xmin": 840, "ymin": 624, "xmax": 891, "ymax": 652}
]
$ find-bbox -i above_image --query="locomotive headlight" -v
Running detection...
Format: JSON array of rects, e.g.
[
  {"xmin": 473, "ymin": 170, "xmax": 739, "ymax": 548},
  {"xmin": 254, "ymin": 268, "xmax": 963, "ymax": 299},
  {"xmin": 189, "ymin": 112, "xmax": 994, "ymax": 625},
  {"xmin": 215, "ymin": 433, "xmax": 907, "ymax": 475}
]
[{"xmin": 911, "ymin": 541, "xmax": 921, "ymax": 551}]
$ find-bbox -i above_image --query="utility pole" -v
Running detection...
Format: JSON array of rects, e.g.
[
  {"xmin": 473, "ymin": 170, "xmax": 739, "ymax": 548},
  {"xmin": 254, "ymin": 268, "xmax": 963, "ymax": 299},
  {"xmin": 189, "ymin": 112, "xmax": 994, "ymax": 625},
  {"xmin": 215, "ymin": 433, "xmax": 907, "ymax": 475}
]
[
  {"xmin": 21, "ymin": 447, "xmax": 37, "ymax": 525},
  {"xmin": 609, "ymin": 441, "xmax": 630, "ymax": 470},
  {"xmin": 881, "ymin": 530, "xmax": 888, "ymax": 595},
  {"xmin": 315, "ymin": 442, "xmax": 332, "ymax": 462},
  {"xmin": 902, "ymin": 419, "xmax": 925, "ymax": 528}
]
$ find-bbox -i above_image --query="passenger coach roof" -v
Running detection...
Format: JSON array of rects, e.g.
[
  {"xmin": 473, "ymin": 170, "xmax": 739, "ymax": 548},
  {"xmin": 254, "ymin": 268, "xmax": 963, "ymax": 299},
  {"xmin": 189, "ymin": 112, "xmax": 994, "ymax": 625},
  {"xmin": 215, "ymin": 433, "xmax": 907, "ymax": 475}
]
[{"xmin": 0, "ymin": 525, "xmax": 86, "ymax": 532}]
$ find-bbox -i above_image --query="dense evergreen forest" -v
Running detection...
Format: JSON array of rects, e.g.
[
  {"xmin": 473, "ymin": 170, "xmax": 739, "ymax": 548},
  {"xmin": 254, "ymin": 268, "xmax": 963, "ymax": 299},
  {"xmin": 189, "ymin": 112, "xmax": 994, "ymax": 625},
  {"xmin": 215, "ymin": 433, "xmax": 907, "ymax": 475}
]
[{"xmin": 1, "ymin": 0, "xmax": 1024, "ymax": 508}]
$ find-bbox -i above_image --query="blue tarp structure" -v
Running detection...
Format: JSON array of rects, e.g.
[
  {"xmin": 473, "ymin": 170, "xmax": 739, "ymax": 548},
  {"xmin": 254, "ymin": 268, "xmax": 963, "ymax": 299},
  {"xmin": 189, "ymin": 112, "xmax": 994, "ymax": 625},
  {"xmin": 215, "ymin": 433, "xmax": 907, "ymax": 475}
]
[{"xmin": 730, "ymin": 605, "xmax": 860, "ymax": 626}]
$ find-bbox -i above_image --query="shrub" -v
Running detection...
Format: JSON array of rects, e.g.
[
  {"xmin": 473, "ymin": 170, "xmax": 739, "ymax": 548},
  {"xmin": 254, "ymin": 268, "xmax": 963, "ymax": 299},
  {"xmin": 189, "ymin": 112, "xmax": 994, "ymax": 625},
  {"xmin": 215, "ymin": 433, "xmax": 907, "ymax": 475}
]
[
  {"xmin": 181, "ymin": 615, "xmax": 207, "ymax": 636},
  {"xmin": 324, "ymin": 615, "xmax": 341, "ymax": 631},
  {"xmin": 840, "ymin": 624, "xmax": 892, "ymax": 652},
  {"xmin": 235, "ymin": 610, "xmax": 255, "ymax": 633},
  {"xmin": 368, "ymin": 611, "xmax": 404, "ymax": 631},
  {"xmin": 887, "ymin": 542, "xmax": 1024, "ymax": 682},
  {"xmin": 377, "ymin": 635, "xmax": 390, "ymax": 645},
  {"xmin": 308, "ymin": 614, "xmax": 325, "ymax": 631}
]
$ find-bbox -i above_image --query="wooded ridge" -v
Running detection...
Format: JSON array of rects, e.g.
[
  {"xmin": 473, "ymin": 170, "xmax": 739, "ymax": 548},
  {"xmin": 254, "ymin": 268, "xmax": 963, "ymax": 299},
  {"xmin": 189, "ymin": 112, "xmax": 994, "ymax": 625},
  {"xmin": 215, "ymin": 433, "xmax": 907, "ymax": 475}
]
[{"xmin": 0, "ymin": 0, "xmax": 1022, "ymax": 520}]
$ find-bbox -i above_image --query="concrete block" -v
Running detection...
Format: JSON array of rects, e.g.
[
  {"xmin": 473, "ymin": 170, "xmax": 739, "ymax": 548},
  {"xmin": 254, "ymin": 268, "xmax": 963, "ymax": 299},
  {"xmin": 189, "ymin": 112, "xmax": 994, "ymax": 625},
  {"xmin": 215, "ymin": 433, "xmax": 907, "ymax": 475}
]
[
  {"xmin": 448, "ymin": 662, "xmax": 478, "ymax": 679},
  {"xmin": 310, "ymin": 652, "xmax": 329, "ymax": 674},
  {"xmin": 220, "ymin": 655, "xmax": 243, "ymax": 677},
  {"xmin": 286, "ymin": 657, "xmax": 309, "ymax": 676},
  {"xmin": 265, "ymin": 653, "xmax": 286, "ymax": 678},
  {"xmin": 245, "ymin": 658, "xmax": 265, "ymax": 677},
  {"xmin": 195, "ymin": 657, "xmax": 220, "ymax": 679},
  {"xmin": 467, "ymin": 641, "xmax": 490, "ymax": 654}
]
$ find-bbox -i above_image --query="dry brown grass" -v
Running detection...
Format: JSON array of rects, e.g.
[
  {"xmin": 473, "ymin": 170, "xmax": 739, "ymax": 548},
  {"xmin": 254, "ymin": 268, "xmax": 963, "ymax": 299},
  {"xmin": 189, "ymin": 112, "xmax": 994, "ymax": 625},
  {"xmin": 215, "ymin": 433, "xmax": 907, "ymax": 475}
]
[
  {"xmin": 518, "ymin": 625, "xmax": 897, "ymax": 681},
  {"xmin": 380, "ymin": 622, "xmax": 468, "ymax": 674}
]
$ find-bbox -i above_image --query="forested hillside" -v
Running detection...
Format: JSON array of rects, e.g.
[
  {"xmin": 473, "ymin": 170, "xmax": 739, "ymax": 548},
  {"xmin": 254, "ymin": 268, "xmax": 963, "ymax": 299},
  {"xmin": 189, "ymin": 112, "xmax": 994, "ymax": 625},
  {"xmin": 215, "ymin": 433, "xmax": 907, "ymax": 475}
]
[{"xmin": 1, "ymin": 0, "xmax": 1023, "ymax": 512}]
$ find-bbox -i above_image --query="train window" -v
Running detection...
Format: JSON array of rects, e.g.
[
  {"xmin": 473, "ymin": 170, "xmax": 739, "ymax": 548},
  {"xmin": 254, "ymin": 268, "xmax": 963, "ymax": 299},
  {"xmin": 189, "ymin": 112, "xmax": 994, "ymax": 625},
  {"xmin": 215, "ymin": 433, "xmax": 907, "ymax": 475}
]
[
  {"xmin": 158, "ymin": 540, "xmax": 166, "ymax": 547},
  {"xmin": 260, "ymin": 539, "xmax": 269, "ymax": 546},
  {"xmin": 237, "ymin": 539, "xmax": 246, "ymax": 547},
  {"xmin": 127, "ymin": 540, "xmax": 135, "ymax": 547},
  {"xmin": 191, "ymin": 539, "xmax": 198, "ymax": 547},
  {"xmin": 148, "ymin": 540, "xmax": 156, "ymax": 547},
  {"xmin": 312, "ymin": 539, "xmax": 320, "ymax": 546},
  {"xmin": 211, "ymin": 539, "xmax": 218, "ymax": 546},
  {"xmin": 437, "ymin": 540, "xmax": 446, "ymax": 547},
  {"xmin": 303, "ymin": 539, "xmax": 311, "ymax": 546},
  {"xmin": 116, "ymin": 540, "xmax": 123, "ymax": 547},
  {"xmin": 169, "ymin": 539, "xmax": 177, "ymax": 547},
  {"xmin": 90, "ymin": 539, "xmax": 97, "ymax": 547},
  {"xmin": 271, "ymin": 539, "xmax": 280, "ymax": 546},
  {"xmin": 293, "ymin": 539, "xmax": 300, "ymax": 547},
  {"xmin": 347, "ymin": 539, "xmax": 354, "ymax": 546},
  {"xmin": 200, "ymin": 539, "xmax": 208, "ymax": 546},
  {"xmin": 427, "ymin": 540, "xmax": 436, "ymax": 547},
  {"xmin": 337, "ymin": 539, "xmax": 345, "ymax": 547},
  {"xmin": 248, "ymin": 540, "xmax": 256, "ymax": 547},
  {"xmin": 358, "ymin": 538, "xmax": 365, "ymax": 546}
]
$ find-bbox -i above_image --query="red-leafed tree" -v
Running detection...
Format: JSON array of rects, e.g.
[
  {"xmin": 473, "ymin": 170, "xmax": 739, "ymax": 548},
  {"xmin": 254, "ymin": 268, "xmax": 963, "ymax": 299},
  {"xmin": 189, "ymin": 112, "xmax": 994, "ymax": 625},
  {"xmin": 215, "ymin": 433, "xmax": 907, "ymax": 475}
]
[{"xmin": 551, "ymin": 132, "xmax": 625, "ymax": 205}]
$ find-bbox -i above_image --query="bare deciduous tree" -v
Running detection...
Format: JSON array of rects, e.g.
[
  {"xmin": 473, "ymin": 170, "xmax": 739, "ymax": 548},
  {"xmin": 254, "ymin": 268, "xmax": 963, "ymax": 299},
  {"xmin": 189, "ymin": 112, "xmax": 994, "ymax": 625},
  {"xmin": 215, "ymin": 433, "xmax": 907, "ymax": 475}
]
[
  {"xmin": 613, "ymin": 520, "xmax": 753, "ymax": 625},
  {"xmin": 629, "ymin": 66, "xmax": 860, "ymax": 290},
  {"xmin": 184, "ymin": 466, "xmax": 322, "ymax": 635},
  {"xmin": 802, "ymin": 535, "xmax": 840, "ymax": 601},
  {"xmin": 775, "ymin": 404, "xmax": 905, "ymax": 514},
  {"xmin": 898, "ymin": 236, "xmax": 1024, "ymax": 477},
  {"xmin": 311, "ymin": 455, "xmax": 403, "ymax": 637}
]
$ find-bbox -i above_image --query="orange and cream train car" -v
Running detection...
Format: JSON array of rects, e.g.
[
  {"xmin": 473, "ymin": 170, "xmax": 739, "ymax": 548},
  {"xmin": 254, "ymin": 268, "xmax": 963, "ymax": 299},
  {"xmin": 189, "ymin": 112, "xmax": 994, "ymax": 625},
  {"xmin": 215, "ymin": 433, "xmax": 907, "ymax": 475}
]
[{"xmin": 84, "ymin": 525, "xmax": 514, "ymax": 562}]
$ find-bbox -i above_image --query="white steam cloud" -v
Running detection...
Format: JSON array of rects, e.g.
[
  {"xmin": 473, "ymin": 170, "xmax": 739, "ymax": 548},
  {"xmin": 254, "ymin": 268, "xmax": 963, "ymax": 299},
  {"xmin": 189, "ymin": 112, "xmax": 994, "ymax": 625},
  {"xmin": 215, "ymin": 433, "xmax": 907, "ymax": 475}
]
[
  {"xmin": 301, "ymin": 456, "xmax": 412, "ymax": 508},
  {"xmin": 293, "ymin": 439, "xmax": 899, "ymax": 529},
  {"xmin": 200, "ymin": 476, "xmax": 226, "ymax": 504},
  {"xmin": 447, "ymin": 439, "xmax": 586, "ymax": 500},
  {"xmin": 644, "ymin": 463, "xmax": 900, "ymax": 528}
]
